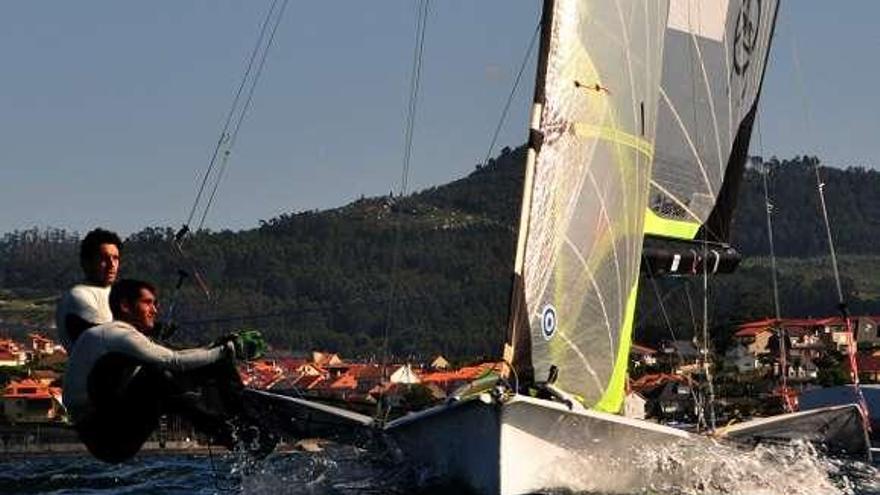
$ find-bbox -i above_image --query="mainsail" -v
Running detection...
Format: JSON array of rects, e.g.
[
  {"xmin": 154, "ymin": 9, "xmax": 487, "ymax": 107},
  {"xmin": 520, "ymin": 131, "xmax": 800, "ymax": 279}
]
[
  {"xmin": 506, "ymin": 0, "xmax": 669, "ymax": 412},
  {"xmin": 647, "ymin": 0, "xmax": 779, "ymax": 242}
]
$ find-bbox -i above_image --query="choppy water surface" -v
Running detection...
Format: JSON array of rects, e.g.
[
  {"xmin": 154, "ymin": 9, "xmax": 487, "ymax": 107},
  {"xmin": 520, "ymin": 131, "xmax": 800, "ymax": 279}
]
[{"xmin": 0, "ymin": 442, "xmax": 878, "ymax": 495}]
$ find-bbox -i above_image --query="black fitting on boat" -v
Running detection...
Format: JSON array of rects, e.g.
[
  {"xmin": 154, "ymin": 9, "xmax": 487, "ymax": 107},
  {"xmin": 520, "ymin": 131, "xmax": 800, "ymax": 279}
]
[
  {"xmin": 547, "ymin": 364, "xmax": 559, "ymax": 385},
  {"xmin": 529, "ymin": 129, "xmax": 544, "ymax": 153},
  {"xmin": 642, "ymin": 236, "xmax": 741, "ymax": 277}
]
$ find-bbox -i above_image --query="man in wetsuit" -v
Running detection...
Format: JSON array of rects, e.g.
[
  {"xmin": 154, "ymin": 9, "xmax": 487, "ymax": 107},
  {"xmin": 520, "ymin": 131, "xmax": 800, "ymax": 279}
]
[
  {"xmin": 56, "ymin": 228, "xmax": 122, "ymax": 352},
  {"xmin": 63, "ymin": 279, "xmax": 271, "ymax": 463}
]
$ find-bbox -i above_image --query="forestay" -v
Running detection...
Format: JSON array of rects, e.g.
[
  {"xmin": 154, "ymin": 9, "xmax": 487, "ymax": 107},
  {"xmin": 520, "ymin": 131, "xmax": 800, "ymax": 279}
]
[
  {"xmin": 646, "ymin": 0, "xmax": 779, "ymax": 242},
  {"xmin": 507, "ymin": 0, "xmax": 669, "ymax": 412}
]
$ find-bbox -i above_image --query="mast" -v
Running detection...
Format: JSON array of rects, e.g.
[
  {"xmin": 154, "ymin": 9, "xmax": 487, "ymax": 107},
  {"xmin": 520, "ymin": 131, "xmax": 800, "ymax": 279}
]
[{"xmin": 503, "ymin": 0, "xmax": 555, "ymax": 386}]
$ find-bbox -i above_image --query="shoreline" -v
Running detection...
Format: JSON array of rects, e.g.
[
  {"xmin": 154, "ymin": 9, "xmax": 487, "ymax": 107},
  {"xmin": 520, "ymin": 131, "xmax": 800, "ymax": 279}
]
[
  {"xmin": 1, "ymin": 440, "xmax": 232, "ymax": 457},
  {"xmin": 0, "ymin": 423, "xmax": 239, "ymax": 457}
]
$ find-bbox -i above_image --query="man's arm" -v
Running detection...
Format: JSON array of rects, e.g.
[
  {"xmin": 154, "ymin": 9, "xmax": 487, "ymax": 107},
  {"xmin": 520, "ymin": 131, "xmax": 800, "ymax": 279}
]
[{"xmin": 105, "ymin": 326, "xmax": 230, "ymax": 372}]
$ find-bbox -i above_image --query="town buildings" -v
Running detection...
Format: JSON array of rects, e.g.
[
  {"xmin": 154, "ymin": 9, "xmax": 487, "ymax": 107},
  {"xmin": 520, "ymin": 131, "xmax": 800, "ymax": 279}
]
[{"xmin": 1, "ymin": 333, "xmax": 67, "ymax": 425}]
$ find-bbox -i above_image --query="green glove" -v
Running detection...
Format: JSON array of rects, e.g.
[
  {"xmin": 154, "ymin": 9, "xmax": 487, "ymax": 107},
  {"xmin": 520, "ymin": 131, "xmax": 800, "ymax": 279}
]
[{"xmin": 232, "ymin": 329, "xmax": 267, "ymax": 361}]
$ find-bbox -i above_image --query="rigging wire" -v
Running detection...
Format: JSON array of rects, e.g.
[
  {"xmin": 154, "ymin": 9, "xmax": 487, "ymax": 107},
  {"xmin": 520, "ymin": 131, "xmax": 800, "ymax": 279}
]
[
  {"xmin": 166, "ymin": 0, "xmax": 289, "ymax": 320},
  {"xmin": 184, "ymin": 0, "xmax": 284, "ymax": 233},
  {"xmin": 642, "ymin": 259, "xmax": 705, "ymax": 427},
  {"xmin": 756, "ymin": 113, "xmax": 794, "ymax": 412},
  {"xmin": 682, "ymin": 281, "xmax": 700, "ymax": 340},
  {"xmin": 634, "ymin": 281, "xmax": 688, "ymax": 330},
  {"xmin": 757, "ymin": 120, "xmax": 782, "ymax": 322},
  {"xmin": 683, "ymin": 2, "xmax": 716, "ymax": 432},
  {"xmin": 699, "ymin": 234, "xmax": 717, "ymax": 431},
  {"xmin": 197, "ymin": 0, "xmax": 290, "ymax": 232},
  {"xmin": 790, "ymin": 29, "xmax": 870, "ymax": 427},
  {"xmin": 379, "ymin": 0, "xmax": 431, "ymax": 420},
  {"xmin": 684, "ymin": 277, "xmax": 715, "ymax": 427},
  {"xmin": 480, "ymin": 20, "xmax": 541, "ymax": 169}
]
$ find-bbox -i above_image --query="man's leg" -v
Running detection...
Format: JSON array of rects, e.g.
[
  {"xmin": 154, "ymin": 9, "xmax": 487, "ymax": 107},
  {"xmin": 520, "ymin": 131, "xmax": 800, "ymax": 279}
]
[
  {"xmin": 76, "ymin": 407, "xmax": 157, "ymax": 463},
  {"xmin": 163, "ymin": 360, "xmax": 278, "ymax": 456},
  {"xmin": 80, "ymin": 355, "xmax": 162, "ymax": 463}
]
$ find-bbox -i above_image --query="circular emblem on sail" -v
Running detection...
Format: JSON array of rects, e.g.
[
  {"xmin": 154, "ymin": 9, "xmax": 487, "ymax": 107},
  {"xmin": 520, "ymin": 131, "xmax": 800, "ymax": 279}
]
[{"xmin": 540, "ymin": 304, "xmax": 557, "ymax": 340}]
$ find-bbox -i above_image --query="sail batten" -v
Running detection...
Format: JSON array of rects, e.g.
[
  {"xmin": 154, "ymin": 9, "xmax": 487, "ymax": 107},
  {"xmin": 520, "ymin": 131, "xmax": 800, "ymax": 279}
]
[{"xmin": 506, "ymin": 0, "xmax": 669, "ymax": 410}]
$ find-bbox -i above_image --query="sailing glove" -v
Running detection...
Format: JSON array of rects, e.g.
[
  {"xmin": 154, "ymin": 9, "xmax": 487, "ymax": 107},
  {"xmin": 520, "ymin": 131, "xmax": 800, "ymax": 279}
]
[{"xmin": 221, "ymin": 329, "xmax": 267, "ymax": 361}]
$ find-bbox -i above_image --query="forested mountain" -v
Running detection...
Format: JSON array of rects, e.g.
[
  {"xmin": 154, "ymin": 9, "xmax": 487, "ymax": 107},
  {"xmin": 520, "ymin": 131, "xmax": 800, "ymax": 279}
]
[
  {"xmin": 732, "ymin": 156, "xmax": 880, "ymax": 257},
  {"xmin": 1, "ymin": 148, "xmax": 879, "ymax": 360}
]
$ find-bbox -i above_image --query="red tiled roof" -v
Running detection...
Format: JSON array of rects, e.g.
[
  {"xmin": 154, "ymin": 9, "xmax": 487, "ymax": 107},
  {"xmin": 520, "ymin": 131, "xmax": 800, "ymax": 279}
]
[
  {"xmin": 329, "ymin": 374, "xmax": 357, "ymax": 390},
  {"xmin": 734, "ymin": 316, "xmax": 858, "ymax": 337},
  {"xmin": 738, "ymin": 316, "xmax": 880, "ymax": 333},
  {"xmin": 734, "ymin": 319, "xmax": 776, "ymax": 337},
  {"xmin": 631, "ymin": 343, "xmax": 657, "ymax": 355},
  {"xmin": 420, "ymin": 362, "xmax": 499, "ymax": 384},
  {"xmin": 421, "ymin": 371, "xmax": 465, "ymax": 383},
  {"xmin": 629, "ymin": 373, "xmax": 691, "ymax": 393},
  {"xmin": 293, "ymin": 374, "xmax": 324, "ymax": 390},
  {"xmin": 3, "ymin": 378, "xmax": 59, "ymax": 399},
  {"xmin": 346, "ymin": 364, "xmax": 383, "ymax": 379},
  {"xmin": 274, "ymin": 357, "xmax": 309, "ymax": 371}
]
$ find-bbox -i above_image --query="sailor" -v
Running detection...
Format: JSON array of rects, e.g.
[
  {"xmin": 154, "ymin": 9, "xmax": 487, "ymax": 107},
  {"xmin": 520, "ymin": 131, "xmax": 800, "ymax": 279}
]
[
  {"xmin": 55, "ymin": 228, "xmax": 122, "ymax": 352},
  {"xmin": 63, "ymin": 278, "xmax": 271, "ymax": 463}
]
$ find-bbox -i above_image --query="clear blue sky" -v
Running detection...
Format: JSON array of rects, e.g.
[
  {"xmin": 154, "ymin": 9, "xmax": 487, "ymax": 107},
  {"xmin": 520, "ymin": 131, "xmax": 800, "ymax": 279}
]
[{"xmin": 1, "ymin": 2, "xmax": 877, "ymax": 236}]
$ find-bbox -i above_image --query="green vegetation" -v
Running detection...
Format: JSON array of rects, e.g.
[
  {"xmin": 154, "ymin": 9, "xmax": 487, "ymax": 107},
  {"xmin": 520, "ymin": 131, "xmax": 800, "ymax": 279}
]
[{"xmin": 1, "ymin": 150, "xmax": 879, "ymax": 361}]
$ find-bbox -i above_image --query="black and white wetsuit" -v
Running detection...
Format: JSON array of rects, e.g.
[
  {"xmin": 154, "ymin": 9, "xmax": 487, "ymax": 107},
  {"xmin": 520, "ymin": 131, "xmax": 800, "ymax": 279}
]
[
  {"xmin": 55, "ymin": 283, "xmax": 113, "ymax": 353},
  {"xmin": 63, "ymin": 321, "xmax": 237, "ymax": 462}
]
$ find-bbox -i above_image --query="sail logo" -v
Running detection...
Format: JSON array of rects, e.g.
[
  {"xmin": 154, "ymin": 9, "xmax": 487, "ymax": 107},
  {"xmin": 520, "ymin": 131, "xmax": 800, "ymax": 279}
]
[
  {"xmin": 733, "ymin": 0, "xmax": 762, "ymax": 76},
  {"xmin": 541, "ymin": 305, "xmax": 557, "ymax": 340}
]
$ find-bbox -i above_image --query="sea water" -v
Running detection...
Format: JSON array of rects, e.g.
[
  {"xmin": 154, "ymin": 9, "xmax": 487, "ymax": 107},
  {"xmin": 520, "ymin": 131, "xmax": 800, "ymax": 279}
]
[{"xmin": 0, "ymin": 443, "xmax": 878, "ymax": 495}]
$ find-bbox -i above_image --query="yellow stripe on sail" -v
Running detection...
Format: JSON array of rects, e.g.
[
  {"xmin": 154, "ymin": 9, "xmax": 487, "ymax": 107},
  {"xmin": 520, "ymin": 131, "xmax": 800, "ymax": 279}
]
[
  {"xmin": 593, "ymin": 278, "xmax": 640, "ymax": 413},
  {"xmin": 643, "ymin": 208, "xmax": 701, "ymax": 240},
  {"xmin": 571, "ymin": 123, "xmax": 655, "ymax": 159}
]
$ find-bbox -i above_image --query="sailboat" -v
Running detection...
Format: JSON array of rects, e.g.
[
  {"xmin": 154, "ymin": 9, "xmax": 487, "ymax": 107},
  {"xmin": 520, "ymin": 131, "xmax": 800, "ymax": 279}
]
[
  {"xmin": 381, "ymin": 0, "xmax": 707, "ymax": 492},
  {"xmin": 243, "ymin": 0, "xmax": 869, "ymax": 492},
  {"xmin": 252, "ymin": 2, "xmax": 690, "ymax": 492}
]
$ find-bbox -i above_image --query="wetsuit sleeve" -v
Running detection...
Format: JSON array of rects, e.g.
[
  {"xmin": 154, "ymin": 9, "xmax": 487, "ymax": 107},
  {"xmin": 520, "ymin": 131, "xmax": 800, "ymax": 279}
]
[
  {"xmin": 57, "ymin": 288, "xmax": 106, "ymax": 351},
  {"xmin": 65, "ymin": 289, "xmax": 104, "ymax": 324},
  {"xmin": 105, "ymin": 327, "xmax": 230, "ymax": 372}
]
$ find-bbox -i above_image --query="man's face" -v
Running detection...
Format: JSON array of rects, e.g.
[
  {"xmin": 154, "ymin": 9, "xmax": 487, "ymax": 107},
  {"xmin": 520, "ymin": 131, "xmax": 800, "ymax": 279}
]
[
  {"xmin": 84, "ymin": 243, "xmax": 120, "ymax": 286},
  {"xmin": 121, "ymin": 288, "xmax": 158, "ymax": 333}
]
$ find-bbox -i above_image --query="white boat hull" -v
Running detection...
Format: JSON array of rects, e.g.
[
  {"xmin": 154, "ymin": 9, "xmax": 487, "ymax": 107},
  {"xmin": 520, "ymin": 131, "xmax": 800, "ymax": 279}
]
[
  {"xmin": 715, "ymin": 403, "xmax": 871, "ymax": 459},
  {"xmin": 383, "ymin": 394, "xmax": 698, "ymax": 495}
]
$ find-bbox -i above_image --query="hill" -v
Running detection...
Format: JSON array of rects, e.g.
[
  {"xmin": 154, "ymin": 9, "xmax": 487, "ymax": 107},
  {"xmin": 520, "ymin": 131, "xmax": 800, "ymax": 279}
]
[
  {"xmin": 1, "ymin": 148, "xmax": 879, "ymax": 360},
  {"xmin": 732, "ymin": 156, "xmax": 880, "ymax": 258}
]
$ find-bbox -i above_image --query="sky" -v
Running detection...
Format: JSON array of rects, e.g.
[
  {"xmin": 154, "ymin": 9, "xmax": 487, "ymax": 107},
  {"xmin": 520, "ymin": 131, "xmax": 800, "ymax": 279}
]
[{"xmin": 1, "ymin": 1, "xmax": 877, "ymax": 236}]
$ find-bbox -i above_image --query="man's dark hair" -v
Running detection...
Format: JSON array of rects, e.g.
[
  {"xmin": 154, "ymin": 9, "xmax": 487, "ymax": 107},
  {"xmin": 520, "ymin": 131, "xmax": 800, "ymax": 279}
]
[
  {"xmin": 80, "ymin": 228, "xmax": 123, "ymax": 265},
  {"xmin": 109, "ymin": 279, "xmax": 157, "ymax": 318}
]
